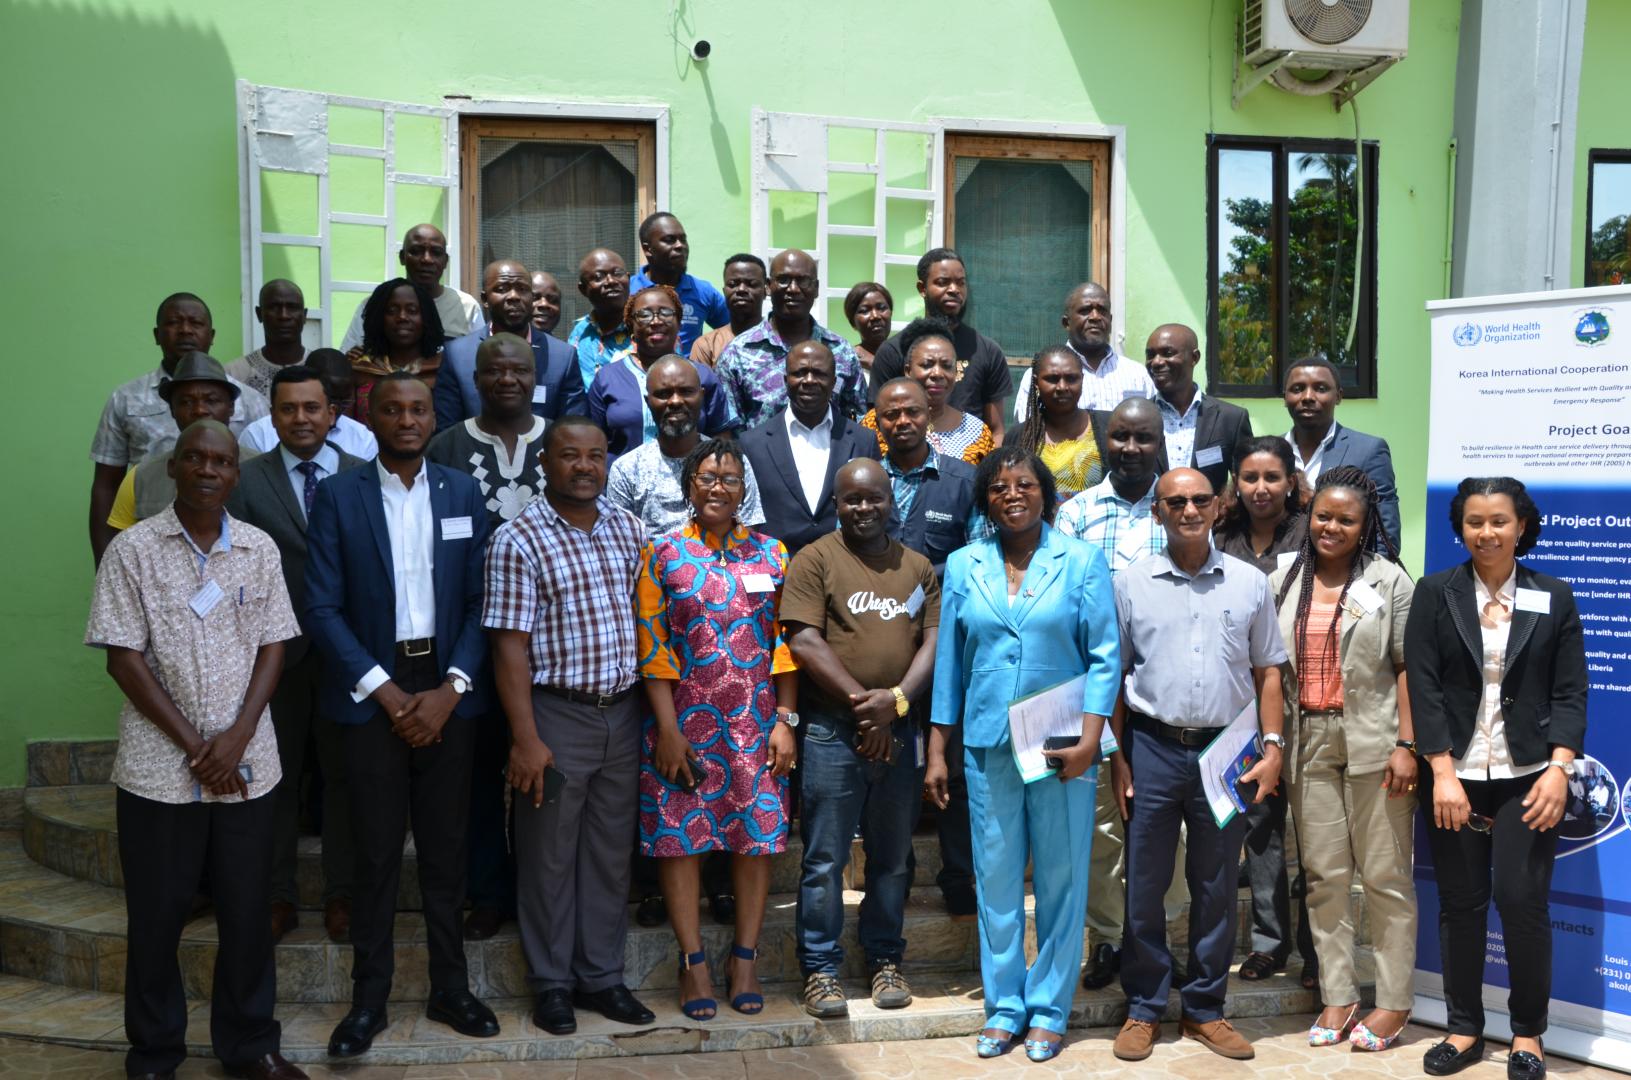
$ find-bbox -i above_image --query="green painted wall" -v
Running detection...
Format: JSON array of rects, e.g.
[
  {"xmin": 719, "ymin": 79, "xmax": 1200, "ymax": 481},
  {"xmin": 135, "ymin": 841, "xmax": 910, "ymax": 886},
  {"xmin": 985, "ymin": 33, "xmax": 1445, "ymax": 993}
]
[
  {"xmin": 1, "ymin": 0, "xmax": 1468, "ymax": 785},
  {"xmin": 1571, "ymin": 0, "xmax": 1631, "ymax": 289}
]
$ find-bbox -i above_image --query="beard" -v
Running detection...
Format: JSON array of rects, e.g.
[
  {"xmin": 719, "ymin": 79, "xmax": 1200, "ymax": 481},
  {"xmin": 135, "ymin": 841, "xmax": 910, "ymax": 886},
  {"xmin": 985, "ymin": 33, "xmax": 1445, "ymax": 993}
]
[{"xmin": 658, "ymin": 413, "xmax": 697, "ymax": 439}]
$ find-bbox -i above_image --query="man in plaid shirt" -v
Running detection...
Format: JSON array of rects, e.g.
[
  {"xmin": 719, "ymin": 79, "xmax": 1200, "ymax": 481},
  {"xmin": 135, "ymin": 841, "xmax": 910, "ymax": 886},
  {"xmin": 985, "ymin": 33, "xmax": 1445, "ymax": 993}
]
[
  {"xmin": 1053, "ymin": 396, "xmax": 1185, "ymax": 991},
  {"xmin": 483, "ymin": 416, "xmax": 656, "ymax": 1038}
]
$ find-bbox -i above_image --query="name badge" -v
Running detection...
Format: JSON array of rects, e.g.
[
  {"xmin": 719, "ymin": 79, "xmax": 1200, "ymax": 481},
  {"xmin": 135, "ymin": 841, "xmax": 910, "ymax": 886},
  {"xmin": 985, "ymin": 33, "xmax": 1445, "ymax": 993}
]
[
  {"xmin": 743, "ymin": 573, "xmax": 776, "ymax": 594},
  {"xmin": 1515, "ymin": 587, "xmax": 1551, "ymax": 615},
  {"xmin": 1347, "ymin": 580, "xmax": 1384, "ymax": 614},
  {"xmin": 532, "ymin": 385, "xmax": 549, "ymax": 404},
  {"xmin": 1276, "ymin": 551, "xmax": 1299, "ymax": 571},
  {"xmin": 441, "ymin": 516, "xmax": 474, "ymax": 540},
  {"xmin": 905, "ymin": 583, "xmax": 926, "ymax": 618},
  {"xmin": 189, "ymin": 579, "xmax": 224, "ymax": 619},
  {"xmin": 1195, "ymin": 444, "xmax": 1224, "ymax": 468}
]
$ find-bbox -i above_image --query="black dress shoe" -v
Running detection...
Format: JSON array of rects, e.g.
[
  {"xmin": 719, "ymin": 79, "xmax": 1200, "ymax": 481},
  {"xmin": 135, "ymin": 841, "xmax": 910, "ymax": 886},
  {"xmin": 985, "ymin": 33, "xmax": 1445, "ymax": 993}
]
[
  {"xmin": 327, "ymin": 1006, "xmax": 388, "ymax": 1058},
  {"xmin": 1508, "ymin": 1047, "xmax": 1546, "ymax": 1080},
  {"xmin": 533, "ymin": 987, "xmax": 576, "ymax": 1035},
  {"xmin": 1081, "ymin": 943, "xmax": 1121, "ymax": 990},
  {"xmin": 224, "ymin": 1051, "xmax": 310, "ymax": 1079},
  {"xmin": 1424, "ymin": 1036, "xmax": 1486, "ymax": 1075},
  {"xmin": 575, "ymin": 983, "xmax": 656, "ymax": 1026},
  {"xmin": 635, "ymin": 894, "xmax": 668, "ymax": 927},
  {"xmin": 709, "ymin": 892, "xmax": 737, "ymax": 925},
  {"xmin": 129, "ymin": 1073, "xmax": 176, "ymax": 1080},
  {"xmin": 425, "ymin": 988, "xmax": 500, "ymax": 1037},
  {"xmin": 463, "ymin": 905, "xmax": 508, "ymax": 941}
]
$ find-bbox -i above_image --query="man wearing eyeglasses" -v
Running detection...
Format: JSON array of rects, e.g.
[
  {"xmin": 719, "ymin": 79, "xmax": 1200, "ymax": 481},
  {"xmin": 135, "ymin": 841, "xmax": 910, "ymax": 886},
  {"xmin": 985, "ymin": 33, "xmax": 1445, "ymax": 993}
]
[
  {"xmin": 1108, "ymin": 468, "xmax": 1288, "ymax": 1064},
  {"xmin": 565, "ymin": 249, "xmax": 633, "ymax": 391}
]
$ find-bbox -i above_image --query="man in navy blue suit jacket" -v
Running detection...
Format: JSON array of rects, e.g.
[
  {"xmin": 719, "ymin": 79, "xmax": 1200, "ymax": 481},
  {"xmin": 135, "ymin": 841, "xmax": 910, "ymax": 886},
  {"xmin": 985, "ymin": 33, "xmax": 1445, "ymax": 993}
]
[
  {"xmin": 1282, "ymin": 358, "xmax": 1402, "ymax": 552},
  {"xmin": 304, "ymin": 373, "xmax": 500, "ymax": 1057},
  {"xmin": 435, "ymin": 259, "xmax": 587, "ymax": 431}
]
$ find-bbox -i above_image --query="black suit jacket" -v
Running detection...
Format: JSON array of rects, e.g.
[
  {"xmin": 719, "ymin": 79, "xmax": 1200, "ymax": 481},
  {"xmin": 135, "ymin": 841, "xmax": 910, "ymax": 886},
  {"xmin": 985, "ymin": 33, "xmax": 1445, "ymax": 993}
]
[
  {"xmin": 226, "ymin": 444, "xmax": 368, "ymax": 666},
  {"xmin": 1186, "ymin": 394, "xmax": 1254, "ymax": 492},
  {"xmin": 1404, "ymin": 561, "xmax": 1588, "ymax": 765},
  {"xmin": 738, "ymin": 407, "xmax": 882, "ymax": 555}
]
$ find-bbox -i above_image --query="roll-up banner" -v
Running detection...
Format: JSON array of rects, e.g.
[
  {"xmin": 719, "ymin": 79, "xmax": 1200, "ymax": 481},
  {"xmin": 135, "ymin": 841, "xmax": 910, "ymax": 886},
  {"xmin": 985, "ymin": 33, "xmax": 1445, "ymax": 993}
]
[{"xmin": 1418, "ymin": 284, "xmax": 1631, "ymax": 1070}]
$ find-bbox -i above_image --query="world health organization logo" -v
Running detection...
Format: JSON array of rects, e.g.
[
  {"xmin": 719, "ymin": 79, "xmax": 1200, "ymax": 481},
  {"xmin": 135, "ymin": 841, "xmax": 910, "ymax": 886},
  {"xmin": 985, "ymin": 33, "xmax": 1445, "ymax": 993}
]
[
  {"xmin": 1452, "ymin": 322, "xmax": 1481, "ymax": 347},
  {"xmin": 1574, "ymin": 309, "xmax": 1611, "ymax": 346}
]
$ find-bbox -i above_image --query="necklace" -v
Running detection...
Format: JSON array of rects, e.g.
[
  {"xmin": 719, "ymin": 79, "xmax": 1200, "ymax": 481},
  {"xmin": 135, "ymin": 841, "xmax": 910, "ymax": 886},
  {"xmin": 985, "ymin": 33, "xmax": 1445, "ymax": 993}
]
[{"xmin": 1004, "ymin": 543, "xmax": 1039, "ymax": 596}]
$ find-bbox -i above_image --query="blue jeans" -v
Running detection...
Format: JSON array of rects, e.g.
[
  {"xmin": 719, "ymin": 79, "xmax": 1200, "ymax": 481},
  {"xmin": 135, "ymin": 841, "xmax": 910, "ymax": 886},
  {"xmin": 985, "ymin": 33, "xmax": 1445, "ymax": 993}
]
[{"xmin": 796, "ymin": 710, "xmax": 924, "ymax": 975}]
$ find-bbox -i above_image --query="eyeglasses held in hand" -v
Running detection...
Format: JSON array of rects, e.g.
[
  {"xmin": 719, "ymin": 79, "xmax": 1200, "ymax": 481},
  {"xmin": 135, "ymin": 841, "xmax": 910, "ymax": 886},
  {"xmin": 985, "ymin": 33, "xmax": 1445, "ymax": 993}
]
[
  {"xmin": 1466, "ymin": 812, "xmax": 1494, "ymax": 833},
  {"xmin": 1161, "ymin": 493, "xmax": 1216, "ymax": 512},
  {"xmin": 631, "ymin": 307, "xmax": 678, "ymax": 323},
  {"xmin": 693, "ymin": 473, "xmax": 745, "ymax": 491}
]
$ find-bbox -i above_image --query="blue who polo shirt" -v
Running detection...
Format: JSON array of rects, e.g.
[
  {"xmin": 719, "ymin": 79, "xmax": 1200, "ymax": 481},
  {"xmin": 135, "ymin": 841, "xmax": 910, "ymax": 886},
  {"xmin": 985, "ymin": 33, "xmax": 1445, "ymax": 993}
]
[{"xmin": 627, "ymin": 265, "xmax": 729, "ymax": 357}]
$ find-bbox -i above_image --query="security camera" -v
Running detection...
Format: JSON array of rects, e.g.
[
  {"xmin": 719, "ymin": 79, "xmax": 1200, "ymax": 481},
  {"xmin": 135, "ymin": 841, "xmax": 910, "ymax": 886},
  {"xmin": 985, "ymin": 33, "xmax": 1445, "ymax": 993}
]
[{"xmin": 690, "ymin": 39, "xmax": 711, "ymax": 62}]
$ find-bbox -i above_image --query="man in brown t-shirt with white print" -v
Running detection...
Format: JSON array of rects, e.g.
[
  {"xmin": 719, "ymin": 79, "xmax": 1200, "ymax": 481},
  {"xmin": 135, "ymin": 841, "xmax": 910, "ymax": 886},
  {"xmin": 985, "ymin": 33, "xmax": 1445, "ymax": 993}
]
[{"xmin": 780, "ymin": 458, "xmax": 941, "ymax": 1021}]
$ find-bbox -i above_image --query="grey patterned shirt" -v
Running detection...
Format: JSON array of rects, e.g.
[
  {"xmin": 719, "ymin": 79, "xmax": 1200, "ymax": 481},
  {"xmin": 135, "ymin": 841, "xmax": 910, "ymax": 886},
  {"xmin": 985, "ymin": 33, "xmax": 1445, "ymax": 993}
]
[
  {"xmin": 85, "ymin": 508, "xmax": 299, "ymax": 803},
  {"xmin": 605, "ymin": 437, "xmax": 765, "ymax": 536},
  {"xmin": 90, "ymin": 367, "xmax": 270, "ymax": 468}
]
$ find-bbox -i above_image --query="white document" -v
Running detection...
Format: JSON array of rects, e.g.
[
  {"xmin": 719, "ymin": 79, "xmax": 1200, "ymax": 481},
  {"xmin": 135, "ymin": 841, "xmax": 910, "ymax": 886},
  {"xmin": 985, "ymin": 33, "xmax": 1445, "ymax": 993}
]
[
  {"xmin": 1198, "ymin": 700, "xmax": 1261, "ymax": 827},
  {"xmin": 1007, "ymin": 675, "xmax": 1118, "ymax": 784}
]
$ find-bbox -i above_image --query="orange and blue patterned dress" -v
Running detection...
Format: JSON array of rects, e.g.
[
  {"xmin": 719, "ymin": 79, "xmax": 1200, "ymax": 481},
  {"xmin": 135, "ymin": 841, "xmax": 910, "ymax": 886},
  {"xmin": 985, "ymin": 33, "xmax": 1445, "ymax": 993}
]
[{"xmin": 635, "ymin": 522, "xmax": 797, "ymax": 856}]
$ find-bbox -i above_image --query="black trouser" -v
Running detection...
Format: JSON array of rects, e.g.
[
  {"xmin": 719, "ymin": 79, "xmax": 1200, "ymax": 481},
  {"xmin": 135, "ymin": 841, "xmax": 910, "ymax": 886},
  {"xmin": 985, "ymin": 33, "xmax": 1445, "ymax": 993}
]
[
  {"xmin": 269, "ymin": 648, "xmax": 353, "ymax": 906},
  {"xmin": 1242, "ymin": 786, "xmax": 1314, "ymax": 966},
  {"xmin": 935, "ymin": 724, "xmax": 976, "ymax": 911},
  {"xmin": 117, "ymin": 787, "xmax": 279, "ymax": 1076},
  {"xmin": 466, "ymin": 710, "xmax": 516, "ymax": 914},
  {"xmin": 1422, "ymin": 768, "xmax": 1560, "ymax": 1037},
  {"xmin": 343, "ymin": 650, "xmax": 475, "ymax": 1009}
]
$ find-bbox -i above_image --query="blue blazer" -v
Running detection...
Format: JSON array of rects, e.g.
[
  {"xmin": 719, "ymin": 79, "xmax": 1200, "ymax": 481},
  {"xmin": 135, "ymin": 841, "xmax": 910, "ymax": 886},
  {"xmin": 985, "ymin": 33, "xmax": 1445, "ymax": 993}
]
[
  {"xmin": 303, "ymin": 461, "xmax": 492, "ymax": 724},
  {"xmin": 434, "ymin": 323, "xmax": 588, "ymax": 431},
  {"xmin": 932, "ymin": 524, "xmax": 1121, "ymax": 749},
  {"xmin": 1319, "ymin": 422, "xmax": 1401, "ymax": 552}
]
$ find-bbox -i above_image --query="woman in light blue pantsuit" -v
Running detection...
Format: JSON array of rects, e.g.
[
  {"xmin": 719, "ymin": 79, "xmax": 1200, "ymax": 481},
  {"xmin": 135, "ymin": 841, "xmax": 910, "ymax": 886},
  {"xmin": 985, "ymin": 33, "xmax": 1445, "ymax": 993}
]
[{"xmin": 925, "ymin": 446, "xmax": 1120, "ymax": 1063}]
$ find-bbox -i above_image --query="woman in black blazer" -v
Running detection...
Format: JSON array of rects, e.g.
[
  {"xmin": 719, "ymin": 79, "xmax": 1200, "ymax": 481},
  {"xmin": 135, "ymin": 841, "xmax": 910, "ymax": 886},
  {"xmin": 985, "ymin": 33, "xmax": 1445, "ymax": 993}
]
[{"xmin": 1404, "ymin": 478, "xmax": 1587, "ymax": 1080}]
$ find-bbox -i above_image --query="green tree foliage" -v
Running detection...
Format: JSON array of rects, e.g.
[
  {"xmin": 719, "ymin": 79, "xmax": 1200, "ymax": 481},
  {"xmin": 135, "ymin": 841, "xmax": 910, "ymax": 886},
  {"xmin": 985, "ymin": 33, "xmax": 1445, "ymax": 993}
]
[{"xmin": 1588, "ymin": 213, "xmax": 1628, "ymax": 286}]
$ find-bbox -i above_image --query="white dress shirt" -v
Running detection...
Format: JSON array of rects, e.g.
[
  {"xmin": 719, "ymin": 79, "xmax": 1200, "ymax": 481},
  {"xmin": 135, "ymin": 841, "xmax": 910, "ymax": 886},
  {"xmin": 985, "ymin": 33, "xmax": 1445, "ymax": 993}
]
[
  {"xmin": 785, "ymin": 408, "xmax": 834, "ymax": 513},
  {"xmin": 1454, "ymin": 567, "xmax": 1545, "ymax": 781},
  {"xmin": 1286, "ymin": 422, "xmax": 1340, "ymax": 484},
  {"xmin": 278, "ymin": 443, "xmax": 339, "ymax": 519},
  {"xmin": 240, "ymin": 412, "xmax": 378, "ymax": 460},
  {"xmin": 1157, "ymin": 386, "xmax": 1205, "ymax": 471},
  {"xmin": 352, "ymin": 460, "xmax": 468, "ymax": 701},
  {"xmin": 1013, "ymin": 342, "xmax": 1158, "ymax": 421}
]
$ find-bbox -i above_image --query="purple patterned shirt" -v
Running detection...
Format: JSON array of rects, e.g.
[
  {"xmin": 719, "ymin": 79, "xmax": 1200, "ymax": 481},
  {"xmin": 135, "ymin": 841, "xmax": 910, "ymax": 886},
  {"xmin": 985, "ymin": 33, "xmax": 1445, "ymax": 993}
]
[{"xmin": 713, "ymin": 318, "xmax": 868, "ymax": 429}]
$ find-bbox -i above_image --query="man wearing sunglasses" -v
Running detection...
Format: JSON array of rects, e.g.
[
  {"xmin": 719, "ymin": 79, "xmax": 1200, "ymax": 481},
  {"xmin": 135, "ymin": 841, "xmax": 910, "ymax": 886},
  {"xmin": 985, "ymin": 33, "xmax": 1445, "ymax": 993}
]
[{"xmin": 1109, "ymin": 468, "xmax": 1289, "ymax": 1064}]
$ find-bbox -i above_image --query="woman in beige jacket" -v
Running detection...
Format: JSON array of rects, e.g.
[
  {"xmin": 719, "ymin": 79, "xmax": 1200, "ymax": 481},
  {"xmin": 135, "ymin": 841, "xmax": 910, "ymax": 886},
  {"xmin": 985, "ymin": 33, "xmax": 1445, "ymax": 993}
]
[{"xmin": 1268, "ymin": 465, "xmax": 1416, "ymax": 1053}]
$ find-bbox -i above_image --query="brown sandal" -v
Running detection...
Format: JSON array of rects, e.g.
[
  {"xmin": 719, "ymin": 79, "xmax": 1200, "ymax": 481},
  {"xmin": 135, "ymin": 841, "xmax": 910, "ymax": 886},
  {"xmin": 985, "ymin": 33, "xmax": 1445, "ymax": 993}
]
[{"xmin": 1237, "ymin": 951, "xmax": 1282, "ymax": 980}]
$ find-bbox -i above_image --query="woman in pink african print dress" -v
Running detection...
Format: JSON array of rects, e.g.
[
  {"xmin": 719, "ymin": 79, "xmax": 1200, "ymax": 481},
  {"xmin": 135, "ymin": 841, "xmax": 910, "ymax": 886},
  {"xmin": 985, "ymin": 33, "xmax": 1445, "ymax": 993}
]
[{"xmin": 634, "ymin": 438, "xmax": 798, "ymax": 1024}]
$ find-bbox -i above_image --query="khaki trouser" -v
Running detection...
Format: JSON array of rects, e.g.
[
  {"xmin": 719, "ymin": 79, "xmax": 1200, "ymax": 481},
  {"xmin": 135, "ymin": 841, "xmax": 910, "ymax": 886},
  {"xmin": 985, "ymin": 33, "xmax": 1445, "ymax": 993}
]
[
  {"xmin": 1086, "ymin": 778, "xmax": 1188, "ymax": 949},
  {"xmin": 1287, "ymin": 708, "xmax": 1417, "ymax": 1010}
]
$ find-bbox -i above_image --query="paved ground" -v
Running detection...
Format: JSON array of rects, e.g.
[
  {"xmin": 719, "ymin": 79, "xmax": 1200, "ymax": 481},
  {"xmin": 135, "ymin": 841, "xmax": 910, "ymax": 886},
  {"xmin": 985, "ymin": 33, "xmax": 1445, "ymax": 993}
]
[{"xmin": 2, "ymin": 1017, "xmax": 1623, "ymax": 1078}]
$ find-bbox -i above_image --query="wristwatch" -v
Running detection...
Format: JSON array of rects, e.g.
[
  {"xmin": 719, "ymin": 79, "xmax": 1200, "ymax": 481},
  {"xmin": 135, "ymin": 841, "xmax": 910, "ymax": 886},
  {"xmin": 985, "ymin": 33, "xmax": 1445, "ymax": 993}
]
[
  {"xmin": 1548, "ymin": 759, "xmax": 1577, "ymax": 777},
  {"xmin": 447, "ymin": 674, "xmax": 470, "ymax": 696},
  {"xmin": 776, "ymin": 709, "xmax": 801, "ymax": 730},
  {"xmin": 1395, "ymin": 739, "xmax": 1418, "ymax": 753},
  {"xmin": 890, "ymin": 686, "xmax": 910, "ymax": 718},
  {"xmin": 1262, "ymin": 732, "xmax": 1286, "ymax": 751}
]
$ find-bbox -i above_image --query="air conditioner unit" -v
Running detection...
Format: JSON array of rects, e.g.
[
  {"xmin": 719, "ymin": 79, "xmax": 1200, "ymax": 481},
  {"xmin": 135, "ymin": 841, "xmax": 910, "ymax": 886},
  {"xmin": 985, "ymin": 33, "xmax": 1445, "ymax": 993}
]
[{"xmin": 1236, "ymin": 0, "xmax": 1409, "ymax": 108}]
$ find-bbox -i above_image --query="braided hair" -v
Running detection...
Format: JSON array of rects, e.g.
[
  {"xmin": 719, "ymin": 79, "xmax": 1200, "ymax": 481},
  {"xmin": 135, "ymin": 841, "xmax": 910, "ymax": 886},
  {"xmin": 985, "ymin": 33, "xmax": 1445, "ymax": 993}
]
[
  {"xmin": 1275, "ymin": 465, "xmax": 1405, "ymax": 668},
  {"xmin": 1013, "ymin": 345, "xmax": 1082, "ymax": 458}
]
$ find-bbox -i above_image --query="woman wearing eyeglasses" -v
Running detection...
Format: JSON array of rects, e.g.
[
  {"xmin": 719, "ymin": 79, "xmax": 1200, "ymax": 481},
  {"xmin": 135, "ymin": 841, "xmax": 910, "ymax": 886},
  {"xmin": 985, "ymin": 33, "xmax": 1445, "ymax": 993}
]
[
  {"xmin": 588, "ymin": 285, "xmax": 741, "ymax": 458},
  {"xmin": 634, "ymin": 438, "xmax": 799, "ymax": 1023},
  {"xmin": 925, "ymin": 446, "xmax": 1120, "ymax": 1062},
  {"xmin": 1405, "ymin": 477, "xmax": 1588, "ymax": 1079}
]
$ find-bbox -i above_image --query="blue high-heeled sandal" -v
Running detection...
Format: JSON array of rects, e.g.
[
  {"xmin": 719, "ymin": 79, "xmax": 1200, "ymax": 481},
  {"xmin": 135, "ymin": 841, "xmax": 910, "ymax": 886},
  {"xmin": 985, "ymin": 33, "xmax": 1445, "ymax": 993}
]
[
  {"xmin": 975, "ymin": 1032, "xmax": 1012, "ymax": 1058},
  {"xmin": 1024, "ymin": 1035, "xmax": 1063, "ymax": 1062},
  {"xmin": 726, "ymin": 943, "xmax": 763, "ymax": 1014},
  {"xmin": 677, "ymin": 949, "xmax": 716, "ymax": 1021}
]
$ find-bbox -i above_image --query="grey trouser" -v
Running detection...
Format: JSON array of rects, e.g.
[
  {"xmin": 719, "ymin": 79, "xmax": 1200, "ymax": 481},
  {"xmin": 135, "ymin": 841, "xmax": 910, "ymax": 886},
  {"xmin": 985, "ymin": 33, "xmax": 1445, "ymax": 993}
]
[{"xmin": 516, "ymin": 687, "xmax": 641, "ymax": 992}]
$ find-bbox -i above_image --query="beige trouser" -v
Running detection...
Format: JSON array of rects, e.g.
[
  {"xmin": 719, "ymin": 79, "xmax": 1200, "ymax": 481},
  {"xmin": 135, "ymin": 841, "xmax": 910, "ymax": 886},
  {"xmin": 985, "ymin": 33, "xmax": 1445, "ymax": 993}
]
[
  {"xmin": 1086, "ymin": 779, "xmax": 1188, "ymax": 948},
  {"xmin": 1287, "ymin": 709, "xmax": 1417, "ymax": 1010}
]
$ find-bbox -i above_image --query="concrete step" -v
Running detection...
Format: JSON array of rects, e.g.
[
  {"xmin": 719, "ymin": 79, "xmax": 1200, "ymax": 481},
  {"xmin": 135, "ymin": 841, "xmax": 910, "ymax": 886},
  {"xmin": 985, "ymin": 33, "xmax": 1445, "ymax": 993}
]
[
  {"xmin": 0, "ymin": 827, "xmax": 1360, "ymax": 1006},
  {"xmin": 20, "ymin": 785, "xmax": 949, "ymax": 908},
  {"xmin": 0, "ymin": 958, "xmax": 1359, "ymax": 1065},
  {"xmin": 24, "ymin": 740, "xmax": 117, "ymax": 789}
]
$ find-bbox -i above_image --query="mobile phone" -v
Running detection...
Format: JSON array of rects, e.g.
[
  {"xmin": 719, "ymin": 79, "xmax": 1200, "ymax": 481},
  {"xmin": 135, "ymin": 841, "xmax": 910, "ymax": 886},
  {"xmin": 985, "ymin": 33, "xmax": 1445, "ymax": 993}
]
[
  {"xmin": 1235, "ymin": 777, "xmax": 1260, "ymax": 805},
  {"xmin": 677, "ymin": 757, "xmax": 712, "ymax": 793},
  {"xmin": 540, "ymin": 765, "xmax": 567, "ymax": 804},
  {"xmin": 1044, "ymin": 735, "xmax": 1081, "ymax": 769}
]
